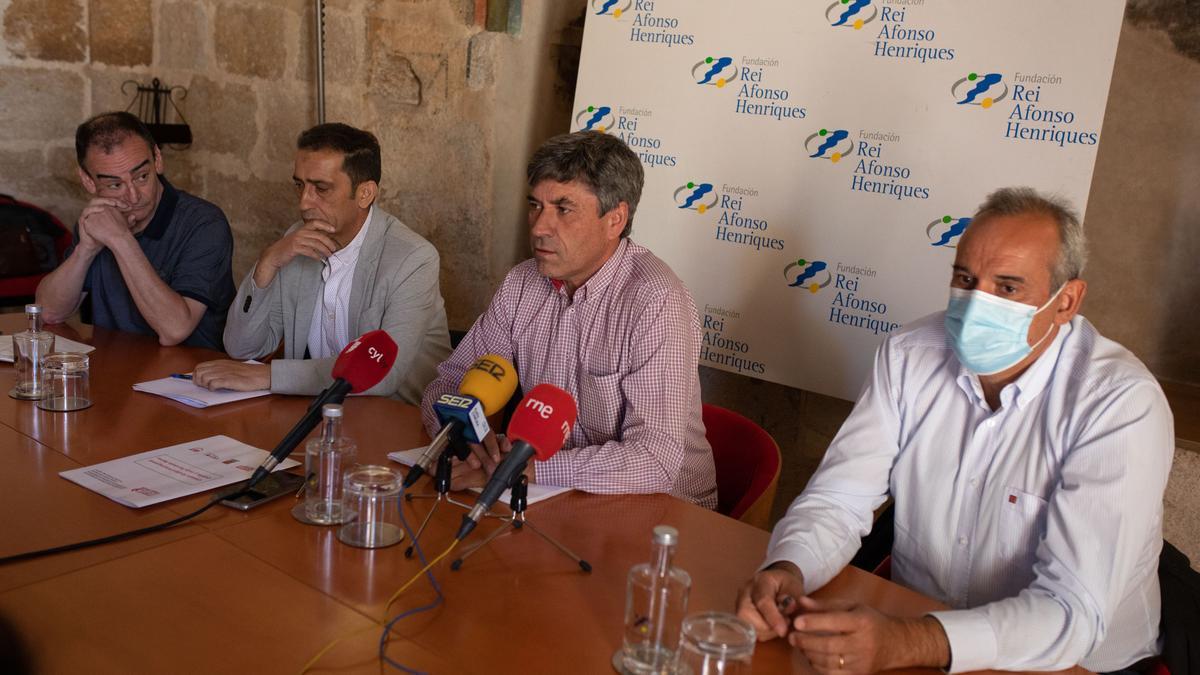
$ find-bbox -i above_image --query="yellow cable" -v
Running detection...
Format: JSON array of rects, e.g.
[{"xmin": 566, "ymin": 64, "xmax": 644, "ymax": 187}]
[
  {"xmin": 298, "ymin": 539, "xmax": 461, "ymax": 674},
  {"xmin": 382, "ymin": 539, "xmax": 459, "ymax": 622},
  {"xmin": 298, "ymin": 624, "xmax": 375, "ymax": 675}
]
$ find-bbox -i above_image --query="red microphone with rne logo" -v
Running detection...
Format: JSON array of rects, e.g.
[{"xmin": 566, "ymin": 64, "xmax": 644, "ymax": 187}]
[{"xmin": 455, "ymin": 383, "xmax": 577, "ymax": 541}]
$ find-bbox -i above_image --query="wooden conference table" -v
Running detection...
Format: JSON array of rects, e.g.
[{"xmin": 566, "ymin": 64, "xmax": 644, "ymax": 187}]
[{"xmin": 0, "ymin": 316, "xmax": 1085, "ymax": 674}]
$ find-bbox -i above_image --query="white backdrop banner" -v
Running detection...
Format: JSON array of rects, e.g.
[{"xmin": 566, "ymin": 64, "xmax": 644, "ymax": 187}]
[{"xmin": 572, "ymin": 0, "xmax": 1126, "ymax": 401}]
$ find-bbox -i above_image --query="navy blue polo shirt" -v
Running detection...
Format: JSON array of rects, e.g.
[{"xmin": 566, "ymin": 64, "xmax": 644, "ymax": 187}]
[{"xmin": 75, "ymin": 176, "xmax": 235, "ymax": 350}]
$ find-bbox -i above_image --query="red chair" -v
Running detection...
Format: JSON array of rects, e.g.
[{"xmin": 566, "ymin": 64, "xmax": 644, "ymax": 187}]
[
  {"xmin": 702, "ymin": 404, "xmax": 782, "ymax": 530},
  {"xmin": 872, "ymin": 556, "xmax": 892, "ymax": 580}
]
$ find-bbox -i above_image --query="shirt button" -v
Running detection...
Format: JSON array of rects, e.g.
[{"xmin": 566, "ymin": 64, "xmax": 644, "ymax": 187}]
[
  {"xmin": 970, "ymin": 478, "xmax": 979, "ymax": 487},
  {"xmin": 987, "ymin": 419, "xmax": 995, "ymax": 428},
  {"xmin": 958, "ymin": 536, "xmax": 967, "ymax": 546}
]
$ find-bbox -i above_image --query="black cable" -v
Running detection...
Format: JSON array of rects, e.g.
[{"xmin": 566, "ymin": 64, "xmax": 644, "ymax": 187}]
[
  {"xmin": 0, "ymin": 485, "xmax": 248, "ymax": 566},
  {"xmin": 380, "ymin": 484, "xmax": 445, "ymax": 674}
]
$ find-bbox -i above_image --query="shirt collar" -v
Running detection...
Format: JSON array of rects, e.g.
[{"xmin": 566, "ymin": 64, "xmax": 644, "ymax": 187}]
[
  {"xmin": 327, "ymin": 205, "xmax": 373, "ymax": 268},
  {"xmin": 138, "ymin": 174, "xmax": 179, "ymax": 241},
  {"xmin": 955, "ymin": 319, "xmax": 1074, "ymax": 410},
  {"xmin": 551, "ymin": 238, "xmax": 629, "ymax": 303}
]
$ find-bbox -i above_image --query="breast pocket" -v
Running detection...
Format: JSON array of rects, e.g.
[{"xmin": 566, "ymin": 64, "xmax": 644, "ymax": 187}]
[
  {"xmin": 575, "ymin": 371, "xmax": 623, "ymax": 440},
  {"xmin": 999, "ymin": 487, "xmax": 1049, "ymax": 567}
]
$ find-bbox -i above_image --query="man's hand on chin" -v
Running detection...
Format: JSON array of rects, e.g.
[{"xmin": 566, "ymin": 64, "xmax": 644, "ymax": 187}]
[
  {"xmin": 787, "ymin": 597, "xmax": 951, "ymax": 675},
  {"xmin": 253, "ymin": 219, "xmax": 338, "ymax": 284},
  {"xmin": 192, "ymin": 360, "xmax": 271, "ymax": 392}
]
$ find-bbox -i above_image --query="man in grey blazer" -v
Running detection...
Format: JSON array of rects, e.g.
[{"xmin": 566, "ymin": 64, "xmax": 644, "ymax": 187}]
[{"xmin": 193, "ymin": 123, "xmax": 450, "ymax": 404}]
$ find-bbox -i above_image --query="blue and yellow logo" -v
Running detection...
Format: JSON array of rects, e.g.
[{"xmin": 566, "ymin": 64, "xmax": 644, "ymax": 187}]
[
  {"xmin": 927, "ymin": 215, "xmax": 971, "ymax": 248},
  {"xmin": 592, "ymin": 0, "xmax": 631, "ymax": 18},
  {"xmin": 692, "ymin": 56, "xmax": 739, "ymax": 88},
  {"xmin": 952, "ymin": 72, "xmax": 1008, "ymax": 109},
  {"xmin": 826, "ymin": 0, "xmax": 877, "ymax": 30},
  {"xmin": 673, "ymin": 181, "xmax": 717, "ymax": 213},
  {"xmin": 805, "ymin": 128, "xmax": 854, "ymax": 163},
  {"xmin": 784, "ymin": 258, "xmax": 832, "ymax": 293},
  {"xmin": 575, "ymin": 105, "xmax": 615, "ymax": 132}
]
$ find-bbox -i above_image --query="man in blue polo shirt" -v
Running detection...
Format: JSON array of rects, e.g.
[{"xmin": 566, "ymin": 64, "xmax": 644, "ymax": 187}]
[{"xmin": 35, "ymin": 112, "xmax": 234, "ymax": 349}]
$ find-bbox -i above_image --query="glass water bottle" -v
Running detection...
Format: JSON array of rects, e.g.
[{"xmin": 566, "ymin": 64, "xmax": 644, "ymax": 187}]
[
  {"xmin": 621, "ymin": 525, "xmax": 691, "ymax": 674},
  {"xmin": 303, "ymin": 403, "xmax": 356, "ymax": 525},
  {"xmin": 10, "ymin": 304, "xmax": 55, "ymax": 400}
]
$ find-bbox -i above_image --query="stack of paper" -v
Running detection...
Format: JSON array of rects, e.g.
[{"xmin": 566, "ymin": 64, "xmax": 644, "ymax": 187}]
[
  {"xmin": 60, "ymin": 435, "xmax": 300, "ymax": 508},
  {"xmin": 388, "ymin": 446, "xmax": 572, "ymax": 506},
  {"xmin": 133, "ymin": 368, "xmax": 270, "ymax": 409},
  {"xmin": 0, "ymin": 334, "xmax": 95, "ymax": 362}
]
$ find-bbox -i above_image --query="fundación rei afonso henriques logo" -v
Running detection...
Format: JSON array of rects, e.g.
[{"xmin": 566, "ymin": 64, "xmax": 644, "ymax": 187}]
[
  {"xmin": 826, "ymin": 0, "xmax": 877, "ymax": 30},
  {"xmin": 926, "ymin": 215, "xmax": 971, "ymax": 248},
  {"xmin": 673, "ymin": 181, "xmax": 717, "ymax": 214},
  {"xmin": 784, "ymin": 258, "xmax": 833, "ymax": 294},
  {"xmin": 591, "ymin": 0, "xmax": 631, "ymax": 18},
  {"xmin": 691, "ymin": 56, "xmax": 739, "ymax": 88},
  {"xmin": 805, "ymin": 128, "xmax": 855, "ymax": 163},
  {"xmin": 575, "ymin": 105, "xmax": 615, "ymax": 132},
  {"xmin": 951, "ymin": 72, "xmax": 1008, "ymax": 109}
]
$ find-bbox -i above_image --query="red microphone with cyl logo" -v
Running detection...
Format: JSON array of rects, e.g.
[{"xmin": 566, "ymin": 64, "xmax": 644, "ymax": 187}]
[
  {"xmin": 328, "ymin": 330, "xmax": 399, "ymax": 395},
  {"xmin": 455, "ymin": 383, "xmax": 577, "ymax": 541},
  {"xmin": 243, "ymin": 330, "xmax": 398, "ymax": 492}
]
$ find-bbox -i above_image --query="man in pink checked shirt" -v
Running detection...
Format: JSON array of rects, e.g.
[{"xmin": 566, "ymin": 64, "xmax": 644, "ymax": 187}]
[{"xmin": 419, "ymin": 131, "xmax": 717, "ymax": 508}]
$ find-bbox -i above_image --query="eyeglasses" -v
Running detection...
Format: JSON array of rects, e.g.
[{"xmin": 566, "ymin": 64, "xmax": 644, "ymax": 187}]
[{"xmin": 94, "ymin": 171, "xmax": 154, "ymax": 197}]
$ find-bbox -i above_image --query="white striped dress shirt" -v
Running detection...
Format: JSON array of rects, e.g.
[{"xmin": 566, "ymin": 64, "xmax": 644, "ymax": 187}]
[
  {"xmin": 306, "ymin": 207, "xmax": 372, "ymax": 359},
  {"xmin": 764, "ymin": 312, "xmax": 1173, "ymax": 673}
]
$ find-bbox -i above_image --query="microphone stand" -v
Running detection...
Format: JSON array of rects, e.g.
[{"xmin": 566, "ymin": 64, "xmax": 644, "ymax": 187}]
[
  {"xmin": 450, "ymin": 475, "xmax": 591, "ymax": 573},
  {"xmin": 403, "ymin": 445, "xmax": 472, "ymax": 559}
]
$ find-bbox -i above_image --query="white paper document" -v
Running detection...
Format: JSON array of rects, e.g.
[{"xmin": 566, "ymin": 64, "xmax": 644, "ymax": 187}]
[
  {"xmin": 132, "ymin": 365, "xmax": 270, "ymax": 408},
  {"xmin": 0, "ymin": 334, "xmax": 95, "ymax": 362},
  {"xmin": 60, "ymin": 435, "xmax": 300, "ymax": 508},
  {"xmin": 388, "ymin": 446, "xmax": 572, "ymax": 506}
]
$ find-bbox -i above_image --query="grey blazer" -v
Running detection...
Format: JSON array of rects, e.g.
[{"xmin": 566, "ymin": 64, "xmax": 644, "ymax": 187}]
[{"xmin": 223, "ymin": 208, "xmax": 451, "ymax": 404}]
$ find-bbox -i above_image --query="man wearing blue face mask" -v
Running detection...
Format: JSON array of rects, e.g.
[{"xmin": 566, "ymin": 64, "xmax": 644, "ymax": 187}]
[{"xmin": 737, "ymin": 187, "xmax": 1173, "ymax": 674}]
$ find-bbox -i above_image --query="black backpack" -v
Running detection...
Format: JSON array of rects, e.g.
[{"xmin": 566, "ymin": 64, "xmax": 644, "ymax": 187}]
[{"xmin": 0, "ymin": 194, "xmax": 71, "ymax": 279}]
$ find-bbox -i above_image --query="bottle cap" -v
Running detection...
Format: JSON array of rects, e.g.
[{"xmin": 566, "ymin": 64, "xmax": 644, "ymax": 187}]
[
  {"xmin": 321, "ymin": 403, "xmax": 344, "ymax": 418},
  {"xmin": 652, "ymin": 525, "xmax": 679, "ymax": 546}
]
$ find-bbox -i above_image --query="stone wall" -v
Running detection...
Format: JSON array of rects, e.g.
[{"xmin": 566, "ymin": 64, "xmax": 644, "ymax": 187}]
[
  {"xmin": 0, "ymin": 0, "xmax": 580, "ymax": 329},
  {"xmin": 2, "ymin": 0, "xmax": 306, "ymax": 287}
]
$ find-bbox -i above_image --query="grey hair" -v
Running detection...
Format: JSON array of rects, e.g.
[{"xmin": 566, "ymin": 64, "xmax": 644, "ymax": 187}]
[
  {"xmin": 973, "ymin": 187, "xmax": 1088, "ymax": 290},
  {"xmin": 526, "ymin": 130, "xmax": 644, "ymax": 237}
]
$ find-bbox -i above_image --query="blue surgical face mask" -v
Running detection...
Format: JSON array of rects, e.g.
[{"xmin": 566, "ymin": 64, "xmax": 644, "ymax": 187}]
[{"xmin": 944, "ymin": 286, "xmax": 1062, "ymax": 375}]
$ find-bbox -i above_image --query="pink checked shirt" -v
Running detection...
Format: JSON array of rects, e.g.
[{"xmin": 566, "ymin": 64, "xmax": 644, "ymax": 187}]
[{"xmin": 421, "ymin": 239, "xmax": 717, "ymax": 508}]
